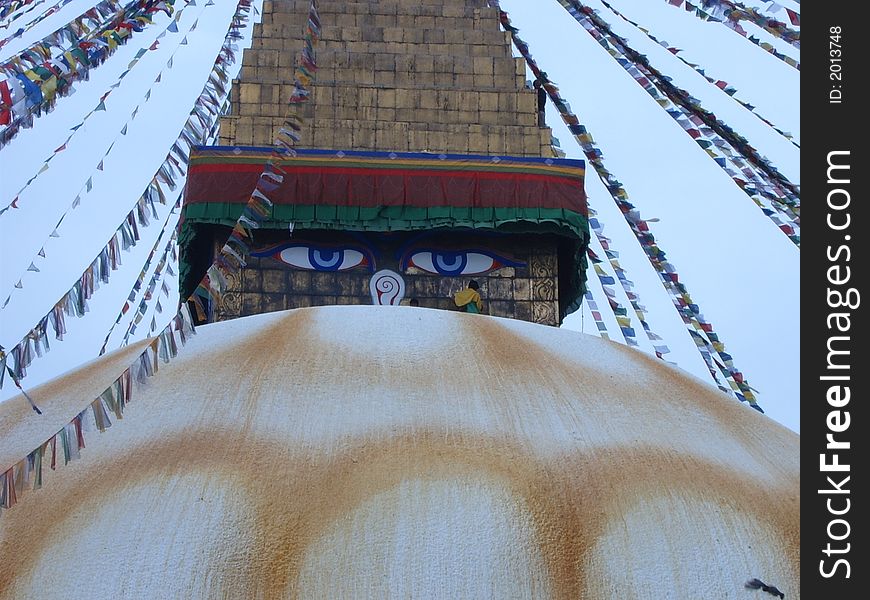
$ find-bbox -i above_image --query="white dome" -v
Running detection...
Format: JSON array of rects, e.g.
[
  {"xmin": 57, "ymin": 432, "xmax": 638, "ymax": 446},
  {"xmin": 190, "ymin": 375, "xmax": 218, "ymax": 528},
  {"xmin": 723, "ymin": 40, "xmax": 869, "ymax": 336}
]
[{"xmin": 0, "ymin": 306, "xmax": 799, "ymax": 599}]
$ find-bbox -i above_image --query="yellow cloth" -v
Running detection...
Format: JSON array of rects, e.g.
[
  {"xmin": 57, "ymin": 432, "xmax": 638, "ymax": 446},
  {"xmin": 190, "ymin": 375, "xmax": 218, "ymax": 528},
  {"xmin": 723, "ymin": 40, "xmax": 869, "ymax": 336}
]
[{"xmin": 454, "ymin": 288, "xmax": 482, "ymax": 312}]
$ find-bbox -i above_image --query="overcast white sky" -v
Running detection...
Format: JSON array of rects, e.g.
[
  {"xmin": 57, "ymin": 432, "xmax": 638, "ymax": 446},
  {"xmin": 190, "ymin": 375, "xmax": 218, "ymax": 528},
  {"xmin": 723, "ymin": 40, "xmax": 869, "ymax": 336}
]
[{"xmin": 0, "ymin": 0, "xmax": 799, "ymax": 432}]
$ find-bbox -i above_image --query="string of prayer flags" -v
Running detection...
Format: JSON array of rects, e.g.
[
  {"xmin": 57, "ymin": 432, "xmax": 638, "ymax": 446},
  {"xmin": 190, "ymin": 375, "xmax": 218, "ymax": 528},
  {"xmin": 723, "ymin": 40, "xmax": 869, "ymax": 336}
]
[
  {"xmin": 497, "ymin": 1, "xmax": 670, "ymax": 357},
  {"xmin": 190, "ymin": 0, "xmax": 319, "ymax": 321},
  {"xmin": 1, "ymin": 0, "xmax": 230, "ymax": 316},
  {"xmin": 658, "ymin": 0, "xmax": 799, "ymax": 69},
  {"xmin": 99, "ymin": 205, "xmax": 180, "ymax": 355},
  {"xmin": 1, "ymin": 192, "xmax": 163, "ymax": 383},
  {"xmin": 561, "ymin": 0, "xmax": 801, "ymax": 206},
  {"xmin": 1, "ymin": 0, "xmax": 77, "ymax": 50},
  {"xmin": 1, "ymin": 0, "xmax": 46, "ymax": 24},
  {"xmin": 588, "ymin": 213, "xmax": 671, "ymax": 359},
  {"xmin": 0, "ymin": 305, "xmax": 195, "ymax": 516},
  {"xmin": 0, "ymin": 1, "xmax": 178, "ymax": 149},
  {"xmin": 582, "ymin": 292, "xmax": 611, "ymax": 339},
  {"xmin": 491, "ymin": 0, "xmax": 761, "ymax": 411},
  {"xmin": 556, "ymin": 0, "xmax": 799, "ymax": 246},
  {"xmin": 0, "ymin": 0, "xmax": 208, "ymax": 216},
  {"xmin": 597, "ymin": 0, "xmax": 798, "ymax": 148},
  {"xmin": 0, "ymin": 346, "xmax": 42, "ymax": 413},
  {"xmin": 677, "ymin": 0, "xmax": 799, "ymax": 48},
  {"xmin": 0, "ymin": 0, "xmax": 257, "ymax": 382},
  {"xmin": 588, "ymin": 249, "xmax": 639, "ymax": 347},
  {"xmin": 121, "ymin": 231, "xmax": 178, "ymax": 348}
]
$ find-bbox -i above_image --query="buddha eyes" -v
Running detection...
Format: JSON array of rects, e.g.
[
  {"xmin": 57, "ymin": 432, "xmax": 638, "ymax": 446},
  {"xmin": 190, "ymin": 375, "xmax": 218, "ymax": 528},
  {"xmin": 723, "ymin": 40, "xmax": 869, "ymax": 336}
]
[
  {"xmin": 252, "ymin": 243, "xmax": 523, "ymax": 276},
  {"xmin": 404, "ymin": 250, "xmax": 522, "ymax": 276},
  {"xmin": 251, "ymin": 244, "xmax": 372, "ymax": 272}
]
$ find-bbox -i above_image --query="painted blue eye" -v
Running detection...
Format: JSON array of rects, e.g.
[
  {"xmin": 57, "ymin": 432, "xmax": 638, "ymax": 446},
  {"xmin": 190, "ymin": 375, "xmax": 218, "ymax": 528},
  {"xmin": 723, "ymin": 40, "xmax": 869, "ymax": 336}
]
[
  {"xmin": 309, "ymin": 248, "xmax": 343, "ymax": 270},
  {"xmin": 281, "ymin": 247, "xmax": 366, "ymax": 271},
  {"xmin": 251, "ymin": 244, "xmax": 371, "ymax": 272},
  {"xmin": 408, "ymin": 251, "xmax": 500, "ymax": 276},
  {"xmin": 432, "ymin": 251, "xmax": 468, "ymax": 275}
]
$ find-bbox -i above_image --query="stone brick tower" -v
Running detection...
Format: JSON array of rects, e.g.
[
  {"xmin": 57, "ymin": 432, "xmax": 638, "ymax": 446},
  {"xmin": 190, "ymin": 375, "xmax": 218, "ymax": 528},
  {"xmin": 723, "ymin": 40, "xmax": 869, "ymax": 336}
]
[
  {"xmin": 180, "ymin": 0, "xmax": 589, "ymax": 325},
  {"xmin": 223, "ymin": 0, "xmax": 555, "ymax": 155}
]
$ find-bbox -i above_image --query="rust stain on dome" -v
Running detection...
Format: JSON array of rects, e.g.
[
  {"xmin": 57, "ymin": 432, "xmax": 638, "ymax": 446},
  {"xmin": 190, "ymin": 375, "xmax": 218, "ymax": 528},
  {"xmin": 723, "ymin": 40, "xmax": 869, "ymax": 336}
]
[{"xmin": 0, "ymin": 307, "xmax": 799, "ymax": 599}]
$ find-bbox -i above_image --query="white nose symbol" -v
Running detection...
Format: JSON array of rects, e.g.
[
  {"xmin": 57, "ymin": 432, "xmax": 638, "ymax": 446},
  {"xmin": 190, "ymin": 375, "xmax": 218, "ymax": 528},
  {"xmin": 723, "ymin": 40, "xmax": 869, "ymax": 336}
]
[{"xmin": 370, "ymin": 270, "xmax": 406, "ymax": 306}]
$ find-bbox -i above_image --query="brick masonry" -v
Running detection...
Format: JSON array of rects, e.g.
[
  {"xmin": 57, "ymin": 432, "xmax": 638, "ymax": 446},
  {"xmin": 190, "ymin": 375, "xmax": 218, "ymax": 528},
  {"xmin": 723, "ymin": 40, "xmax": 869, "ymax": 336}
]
[
  {"xmin": 198, "ymin": 0, "xmax": 571, "ymax": 327},
  {"xmin": 218, "ymin": 0, "xmax": 556, "ymax": 156}
]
